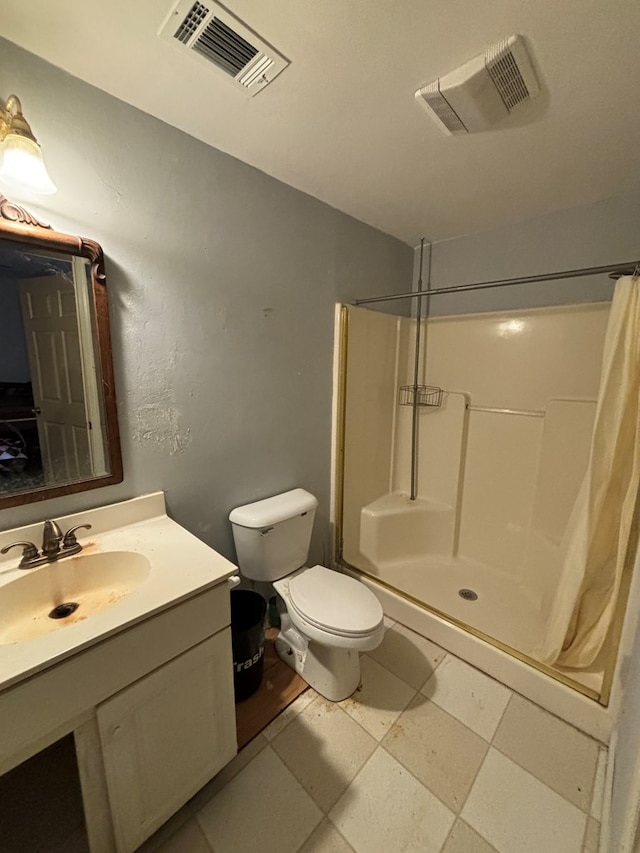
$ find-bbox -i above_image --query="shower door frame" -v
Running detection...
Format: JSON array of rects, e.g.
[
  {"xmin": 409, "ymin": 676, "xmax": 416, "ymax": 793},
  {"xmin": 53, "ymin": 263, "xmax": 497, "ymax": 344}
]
[{"xmin": 333, "ymin": 303, "xmax": 640, "ymax": 708}]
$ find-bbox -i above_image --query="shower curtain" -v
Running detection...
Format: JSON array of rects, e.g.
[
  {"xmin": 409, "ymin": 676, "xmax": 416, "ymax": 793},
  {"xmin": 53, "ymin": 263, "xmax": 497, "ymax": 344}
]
[{"xmin": 537, "ymin": 275, "xmax": 640, "ymax": 669}]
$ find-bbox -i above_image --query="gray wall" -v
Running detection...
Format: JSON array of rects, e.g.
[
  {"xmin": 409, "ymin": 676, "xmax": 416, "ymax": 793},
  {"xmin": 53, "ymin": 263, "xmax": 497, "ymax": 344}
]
[
  {"xmin": 419, "ymin": 192, "xmax": 640, "ymax": 315},
  {"xmin": 0, "ymin": 38, "xmax": 413, "ymax": 563}
]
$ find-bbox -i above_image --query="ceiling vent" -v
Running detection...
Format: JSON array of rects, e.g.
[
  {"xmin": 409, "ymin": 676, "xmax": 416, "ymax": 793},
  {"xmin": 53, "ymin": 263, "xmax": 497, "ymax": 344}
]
[
  {"xmin": 159, "ymin": 0, "xmax": 289, "ymax": 96},
  {"xmin": 415, "ymin": 35, "xmax": 540, "ymax": 135}
]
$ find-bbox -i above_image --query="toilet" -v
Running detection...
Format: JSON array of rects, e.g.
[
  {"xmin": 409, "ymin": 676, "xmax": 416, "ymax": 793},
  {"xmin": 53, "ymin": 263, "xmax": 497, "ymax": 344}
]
[{"xmin": 229, "ymin": 488, "xmax": 384, "ymax": 701}]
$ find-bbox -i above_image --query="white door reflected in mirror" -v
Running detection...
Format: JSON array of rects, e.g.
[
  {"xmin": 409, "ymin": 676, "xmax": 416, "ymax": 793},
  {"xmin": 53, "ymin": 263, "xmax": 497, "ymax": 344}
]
[{"xmin": 0, "ymin": 241, "xmax": 109, "ymax": 496}]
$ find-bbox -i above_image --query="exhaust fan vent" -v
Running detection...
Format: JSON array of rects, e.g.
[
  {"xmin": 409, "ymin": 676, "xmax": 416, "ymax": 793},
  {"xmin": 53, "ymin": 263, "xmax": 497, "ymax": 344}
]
[
  {"xmin": 418, "ymin": 82, "xmax": 467, "ymax": 134},
  {"xmin": 486, "ymin": 39, "xmax": 534, "ymax": 109},
  {"xmin": 159, "ymin": 0, "xmax": 289, "ymax": 96},
  {"xmin": 415, "ymin": 35, "xmax": 540, "ymax": 135}
]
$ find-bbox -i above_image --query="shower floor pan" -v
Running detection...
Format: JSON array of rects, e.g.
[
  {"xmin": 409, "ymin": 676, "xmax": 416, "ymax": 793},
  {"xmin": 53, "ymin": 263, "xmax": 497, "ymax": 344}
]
[{"xmin": 352, "ymin": 555, "xmax": 604, "ymax": 695}]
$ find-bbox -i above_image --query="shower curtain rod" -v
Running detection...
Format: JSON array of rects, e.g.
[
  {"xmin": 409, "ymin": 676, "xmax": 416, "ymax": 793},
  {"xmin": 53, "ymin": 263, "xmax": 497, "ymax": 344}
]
[{"xmin": 352, "ymin": 260, "xmax": 640, "ymax": 306}]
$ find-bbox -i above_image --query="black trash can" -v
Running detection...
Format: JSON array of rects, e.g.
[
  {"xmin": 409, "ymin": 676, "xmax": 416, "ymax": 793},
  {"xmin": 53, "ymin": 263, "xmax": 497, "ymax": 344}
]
[{"xmin": 230, "ymin": 589, "xmax": 267, "ymax": 702}]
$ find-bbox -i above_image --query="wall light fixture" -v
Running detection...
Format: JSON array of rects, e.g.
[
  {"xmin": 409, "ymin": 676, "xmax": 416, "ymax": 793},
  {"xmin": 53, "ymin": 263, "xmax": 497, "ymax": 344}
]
[{"xmin": 0, "ymin": 95, "xmax": 56, "ymax": 194}]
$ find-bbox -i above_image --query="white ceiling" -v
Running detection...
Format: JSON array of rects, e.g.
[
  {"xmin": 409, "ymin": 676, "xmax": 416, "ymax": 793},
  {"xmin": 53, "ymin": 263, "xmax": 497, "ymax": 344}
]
[{"xmin": 3, "ymin": 0, "xmax": 640, "ymax": 245}]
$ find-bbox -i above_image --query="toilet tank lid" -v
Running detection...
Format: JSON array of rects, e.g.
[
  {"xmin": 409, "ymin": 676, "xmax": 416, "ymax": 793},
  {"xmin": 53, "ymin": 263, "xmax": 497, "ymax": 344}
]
[{"xmin": 229, "ymin": 488, "xmax": 318, "ymax": 528}]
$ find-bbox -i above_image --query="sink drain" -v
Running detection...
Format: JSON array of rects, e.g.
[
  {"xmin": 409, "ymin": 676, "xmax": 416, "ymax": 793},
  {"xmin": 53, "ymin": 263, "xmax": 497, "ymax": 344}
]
[
  {"xmin": 49, "ymin": 602, "xmax": 80, "ymax": 620},
  {"xmin": 458, "ymin": 589, "xmax": 478, "ymax": 601}
]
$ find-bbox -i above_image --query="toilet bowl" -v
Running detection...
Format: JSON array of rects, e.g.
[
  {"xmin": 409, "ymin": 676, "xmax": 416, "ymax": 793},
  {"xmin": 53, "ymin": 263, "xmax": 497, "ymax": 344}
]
[
  {"xmin": 229, "ymin": 489, "xmax": 384, "ymax": 701},
  {"xmin": 274, "ymin": 565, "xmax": 384, "ymax": 700}
]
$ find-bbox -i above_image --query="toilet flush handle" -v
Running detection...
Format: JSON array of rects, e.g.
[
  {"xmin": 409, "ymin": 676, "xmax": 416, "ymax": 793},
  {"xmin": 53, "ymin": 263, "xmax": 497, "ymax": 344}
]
[{"xmin": 260, "ymin": 527, "xmax": 274, "ymax": 536}]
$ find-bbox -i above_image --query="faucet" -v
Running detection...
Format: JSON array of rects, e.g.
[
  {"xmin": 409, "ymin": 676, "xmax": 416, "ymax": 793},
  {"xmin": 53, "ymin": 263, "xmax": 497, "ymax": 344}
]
[
  {"xmin": 41, "ymin": 520, "xmax": 64, "ymax": 558},
  {"xmin": 0, "ymin": 520, "xmax": 92, "ymax": 569}
]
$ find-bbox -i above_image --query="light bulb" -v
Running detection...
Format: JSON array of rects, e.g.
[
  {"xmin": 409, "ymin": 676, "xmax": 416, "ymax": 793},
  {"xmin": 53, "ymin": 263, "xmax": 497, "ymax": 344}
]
[{"xmin": 0, "ymin": 133, "xmax": 57, "ymax": 195}]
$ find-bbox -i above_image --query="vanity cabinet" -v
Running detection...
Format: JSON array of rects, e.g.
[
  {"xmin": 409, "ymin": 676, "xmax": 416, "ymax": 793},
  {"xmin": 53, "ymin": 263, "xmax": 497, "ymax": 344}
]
[
  {"xmin": 0, "ymin": 581, "xmax": 239, "ymax": 853},
  {"xmin": 0, "ymin": 493, "xmax": 241, "ymax": 853},
  {"xmin": 97, "ymin": 630, "xmax": 236, "ymax": 852}
]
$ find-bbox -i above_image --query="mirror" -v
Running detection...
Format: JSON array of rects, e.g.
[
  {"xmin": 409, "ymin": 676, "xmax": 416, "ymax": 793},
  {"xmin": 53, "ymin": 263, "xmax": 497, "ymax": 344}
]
[{"xmin": 0, "ymin": 194, "xmax": 122, "ymax": 509}]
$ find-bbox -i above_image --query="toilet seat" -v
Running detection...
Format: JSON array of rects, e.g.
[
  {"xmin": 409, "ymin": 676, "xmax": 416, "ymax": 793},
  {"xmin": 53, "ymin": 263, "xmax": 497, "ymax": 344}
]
[{"xmin": 283, "ymin": 565, "xmax": 383, "ymax": 638}]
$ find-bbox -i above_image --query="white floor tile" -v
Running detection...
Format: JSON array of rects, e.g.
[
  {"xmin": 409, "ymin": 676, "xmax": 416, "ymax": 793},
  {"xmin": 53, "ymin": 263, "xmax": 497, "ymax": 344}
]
[
  {"xmin": 339, "ymin": 655, "xmax": 415, "ymax": 741},
  {"xmin": 152, "ymin": 818, "xmax": 211, "ymax": 853},
  {"xmin": 590, "ymin": 746, "xmax": 607, "ymax": 820},
  {"xmin": 461, "ymin": 749, "xmax": 587, "ymax": 853},
  {"xmin": 189, "ymin": 733, "xmax": 267, "ymax": 811},
  {"xmin": 422, "ymin": 655, "xmax": 511, "ymax": 740},
  {"xmin": 329, "ymin": 748, "xmax": 455, "ymax": 853},
  {"xmin": 136, "ymin": 806, "xmax": 191, "ymax": 853},
  {"xmin": 271, "ymin": 694, "xmax": 377, "ymax": 811},
  {"xmin": 442, "ymin": 819, "xmax": 499, "ymax": 853},
  {"xmin": 383, "ymin": 694, "xmax": 488, "ymax": 812},
  {"xmin": 299, "ymin": 819, "xmax": 355, "ymax": 852},
  {"xmin": 195, "ymin": 746, "xmax": 321, "ymax": 853},
  {"xmin": 583, "ymin": 817, "xmax": 601, "ymax": 853},
  {"xmin": 368, "ymin": 622, "xmax": 446, "ymax": 690},
  {"xmin": 493, "ymin": 694, "xmax": 599, "ymax": 810}
]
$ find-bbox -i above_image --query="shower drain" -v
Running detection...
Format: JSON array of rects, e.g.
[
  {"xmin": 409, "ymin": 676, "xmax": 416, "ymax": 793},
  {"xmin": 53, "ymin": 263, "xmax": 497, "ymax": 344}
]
[{"xmin": 458, "ymin": 589, "xmax": 478, "ymax": 601}]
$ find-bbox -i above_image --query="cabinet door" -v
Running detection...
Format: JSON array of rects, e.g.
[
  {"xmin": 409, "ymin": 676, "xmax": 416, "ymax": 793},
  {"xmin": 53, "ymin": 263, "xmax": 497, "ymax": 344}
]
[{"xmin": 97, "ymin": 630, "xmax": 237, "ymax": 853}]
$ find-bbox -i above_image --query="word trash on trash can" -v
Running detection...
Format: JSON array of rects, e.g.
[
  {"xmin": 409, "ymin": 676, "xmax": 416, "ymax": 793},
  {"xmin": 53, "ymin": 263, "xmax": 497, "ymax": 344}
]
[{"xmin": 235, "ymin": 647, "xmax": 264, "ymax": 672}]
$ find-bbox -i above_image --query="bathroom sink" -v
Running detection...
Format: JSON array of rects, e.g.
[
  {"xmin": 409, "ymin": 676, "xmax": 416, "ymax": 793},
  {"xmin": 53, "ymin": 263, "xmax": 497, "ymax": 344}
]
[
  {"xmin": 0, "ymin": 551, "xmax": 151, "ymax": 644},
  {"xmin": 0, "ymin": 493, "xmax": 238, "ymax": 691}
]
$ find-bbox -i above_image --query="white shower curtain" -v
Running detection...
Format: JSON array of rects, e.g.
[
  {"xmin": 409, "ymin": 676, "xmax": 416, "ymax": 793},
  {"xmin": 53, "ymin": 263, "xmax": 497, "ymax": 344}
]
[{"xmin": 537, "ymin": 275, "xmax": 640, "ymax": 669}]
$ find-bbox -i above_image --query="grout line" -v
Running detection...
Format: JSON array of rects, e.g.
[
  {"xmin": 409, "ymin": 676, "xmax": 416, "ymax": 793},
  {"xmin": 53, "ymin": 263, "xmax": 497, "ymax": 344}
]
[
  {"xmin": 377, "ymin": 741, "xmax": 458, "ymax": 817},
  {"xmin": 459, "ymin": 740, "xmax": 491, "ymax": 817},
  {"xmin": 438, "ymin": 815, "xmax": 458, "ymax": 853},
  {"xmin": 589, "ymin": 745, "xmax": 608, "ymax": 821},
  {"xmin": 489, "ymin": 689, "xmax": 514, "ymax": 744},
  {"xmin": 417, "ymin": 650, "xmax": 449, "ymax": 692},
  {"xmin": 289, "ymin": 808, "xmax": 324, "ymax": 853},
  {"xmin": 486, "ymin": 741, "xmax": 594, "ymax": 818},
  {"xmin": 420, "ymin": 651, "xmax": 452, "ymax": 696},
  {"xmin": 301, "ymin": 812, "xmax": 358, "ymax": 852},
  {"xmin": 269, "ymin": 694, "xmax": 381, "ymax": 818},
  {"xmin": 374, "ymin": 695, "xmax": 499, "ymax": 819},
  {"xmin": 188, "ymin": 736, "xmax": 271, "ymax": 818},
  {"xmin": 316, "ymin": 745, "xmax": 384, "ymax": 825},
  {"xmin": 488, "ymin": 698, "xmax": 602, "ymax": 815},
  {"xmin": 340, "ymin": 690, "xmax": 419, "ymax": 744},
  {"xmin": 364, "ymin": 644, "xmax": 443, "ymax": 695},
  {"xmin": 579, "ymin": 813, "xmax": 589, "ymax": 853},
  {"xmin": 140, "ymin": 807, "xmax": 193, "ymax": 853}
]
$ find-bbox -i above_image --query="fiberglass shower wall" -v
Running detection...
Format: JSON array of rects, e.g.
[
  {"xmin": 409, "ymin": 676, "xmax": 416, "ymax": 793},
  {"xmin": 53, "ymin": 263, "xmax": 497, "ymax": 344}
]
[{"xmin": 340, "ymin": 302, "xmax": 610, "ymax": 659}]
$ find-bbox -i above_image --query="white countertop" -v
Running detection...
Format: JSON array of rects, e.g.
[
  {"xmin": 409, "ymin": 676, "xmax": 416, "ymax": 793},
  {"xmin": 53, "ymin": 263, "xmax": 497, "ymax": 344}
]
[{"xmin": 0, "ymin": 493, "xmax": 237, "ymax": 692}]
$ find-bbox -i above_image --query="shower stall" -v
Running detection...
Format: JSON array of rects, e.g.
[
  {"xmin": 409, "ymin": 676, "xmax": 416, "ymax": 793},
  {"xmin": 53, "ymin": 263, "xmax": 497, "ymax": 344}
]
[{"xmin": 333, "ymin": 258, "xmax": 640, "ymax": 737}]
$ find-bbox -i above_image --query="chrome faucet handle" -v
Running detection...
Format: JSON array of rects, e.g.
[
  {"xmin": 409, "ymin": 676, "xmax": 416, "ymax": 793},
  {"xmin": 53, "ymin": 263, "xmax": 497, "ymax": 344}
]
[
  {"xmin": 1, "ymin": 541, "xmax": 40, "ymax": 567},
  {"xmin": 41, "ymin": 520, "xmax": 64, "ymax": 557},
  {"xmin": 62, "ymin": 524, "xmax": 92, "ymax": 548}
]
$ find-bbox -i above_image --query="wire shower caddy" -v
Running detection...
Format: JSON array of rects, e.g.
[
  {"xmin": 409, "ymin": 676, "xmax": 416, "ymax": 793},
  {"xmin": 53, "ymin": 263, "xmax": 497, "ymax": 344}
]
[{"xmin": 398, "ymin": 385, "xmax": 443, "ymax": 408}]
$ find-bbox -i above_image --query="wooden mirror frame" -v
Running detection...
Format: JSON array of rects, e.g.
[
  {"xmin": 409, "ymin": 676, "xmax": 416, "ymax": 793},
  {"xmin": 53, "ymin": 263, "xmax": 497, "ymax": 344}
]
[{"xmin": 0, "ymin": 194, "xmax": 123, "ymax": 509}]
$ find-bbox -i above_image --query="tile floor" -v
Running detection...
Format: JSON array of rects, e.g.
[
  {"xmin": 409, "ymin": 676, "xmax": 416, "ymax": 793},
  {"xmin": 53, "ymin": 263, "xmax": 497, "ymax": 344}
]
[{"xmin": 141, "ymin": 619, "xmax": 607, "ymax": 853}]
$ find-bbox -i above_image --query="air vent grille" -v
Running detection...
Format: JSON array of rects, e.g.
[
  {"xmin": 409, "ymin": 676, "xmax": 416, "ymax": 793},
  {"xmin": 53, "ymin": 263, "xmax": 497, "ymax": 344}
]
[
  {"xmin": 192, "ymin": 17, "xmax": 259, "ymax": 76},
  {"xmin": 239, "ymin": 55, "xmax": 274, "ymax": 88},
  {"xmin": 174, "ymin": 1, "xmax": 208, "ymax": 44},
  {"xmin": 159, "ymin": 0, "xmax": 290, "ymax": 96},
  {"xmin": 486, "ymin": 50, "xmax": 529, "ymax": 110}
]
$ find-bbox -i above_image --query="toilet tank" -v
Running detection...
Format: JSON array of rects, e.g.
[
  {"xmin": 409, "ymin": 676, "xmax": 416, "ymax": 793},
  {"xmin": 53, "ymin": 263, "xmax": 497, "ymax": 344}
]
[{"xmin": 229, "ymin": 488, "xmax": 318, "ymax": 582}]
